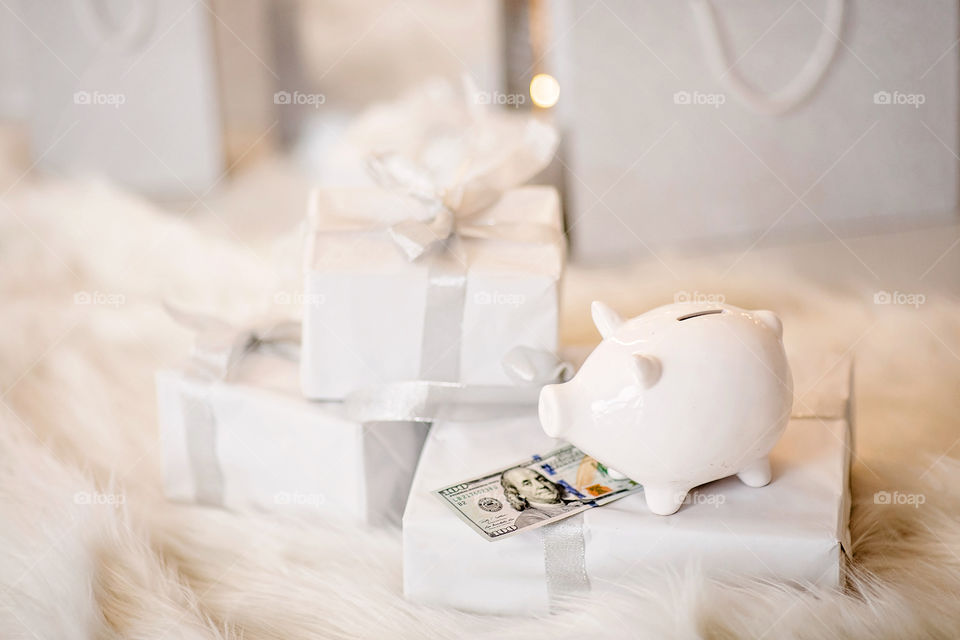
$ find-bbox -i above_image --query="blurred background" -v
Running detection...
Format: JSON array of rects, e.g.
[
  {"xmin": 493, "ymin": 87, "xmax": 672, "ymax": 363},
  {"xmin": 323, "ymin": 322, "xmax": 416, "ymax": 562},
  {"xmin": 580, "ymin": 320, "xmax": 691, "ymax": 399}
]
[
  {"xmin": 0, "ymin": 0, "xmax": 957, "ymax": 290},
  {"xmin": 2, "ymin": 5, "xmax": 959, "ymax": 636}
]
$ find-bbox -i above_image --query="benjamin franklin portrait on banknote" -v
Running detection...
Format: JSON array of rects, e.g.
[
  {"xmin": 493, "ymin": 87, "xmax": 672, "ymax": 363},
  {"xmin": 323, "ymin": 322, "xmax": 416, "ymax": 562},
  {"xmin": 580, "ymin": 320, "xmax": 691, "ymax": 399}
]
[
  {"xmin": 435, "ymin": 445, "xmax": 641, "ymax": 540},
  {"xmin": 500, "ymin": 467, "xmax": 582, "ymax": 528}
]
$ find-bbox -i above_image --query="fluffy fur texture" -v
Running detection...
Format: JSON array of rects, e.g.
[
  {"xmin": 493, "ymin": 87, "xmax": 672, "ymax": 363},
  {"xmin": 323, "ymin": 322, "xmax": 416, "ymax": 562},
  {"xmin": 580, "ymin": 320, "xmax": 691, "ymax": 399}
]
[{"xmin": 3, "ymin": 172, "xmax": 960, "ymax": 639}]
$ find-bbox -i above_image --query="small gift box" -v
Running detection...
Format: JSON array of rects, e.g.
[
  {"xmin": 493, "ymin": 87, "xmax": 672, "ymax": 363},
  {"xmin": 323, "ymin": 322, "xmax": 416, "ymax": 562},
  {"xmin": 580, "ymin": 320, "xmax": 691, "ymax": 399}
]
[
  {"xmin": 156, "ymin": 312, "xmax": 427, "ymax": 526},
  {"xmin": 402, "ymin": 357, "xmax": 853, "ymax": 614},
  {"xmin": 300, "ymin": 81, "xmax": 565, "ymax": 399}
]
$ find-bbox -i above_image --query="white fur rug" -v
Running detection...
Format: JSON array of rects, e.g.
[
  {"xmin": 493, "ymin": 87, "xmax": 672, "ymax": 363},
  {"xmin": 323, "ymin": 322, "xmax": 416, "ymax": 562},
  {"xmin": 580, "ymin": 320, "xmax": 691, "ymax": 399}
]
[{"xmin": 3, "ymin": 168, "xmax": 960, "ymax": 639}]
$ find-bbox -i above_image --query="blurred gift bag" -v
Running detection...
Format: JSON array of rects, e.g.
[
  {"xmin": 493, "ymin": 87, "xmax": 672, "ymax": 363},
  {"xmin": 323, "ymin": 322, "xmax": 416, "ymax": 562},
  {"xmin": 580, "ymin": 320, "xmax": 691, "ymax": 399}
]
[
  {"xmin": 21, "ymin": 0, "xmax": 279, "ymax": 198},
  {"xmin": 548, "ymin": 0, "xmax": 959, "ymax": 261}
]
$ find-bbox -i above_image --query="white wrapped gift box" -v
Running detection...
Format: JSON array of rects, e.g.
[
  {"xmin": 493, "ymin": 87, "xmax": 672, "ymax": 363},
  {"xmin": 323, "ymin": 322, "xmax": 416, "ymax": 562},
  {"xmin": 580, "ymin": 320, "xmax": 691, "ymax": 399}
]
[
  {"xmin": 157, "ymin": 350, "xmax": 428, "ymax": 525},
  {"xmin": 301, "ymin": 185, "xmax": 565, "ymax": 399},
  {"xmin": 403, "ymin": 358, "xmax": 853, "ymax": 614}
]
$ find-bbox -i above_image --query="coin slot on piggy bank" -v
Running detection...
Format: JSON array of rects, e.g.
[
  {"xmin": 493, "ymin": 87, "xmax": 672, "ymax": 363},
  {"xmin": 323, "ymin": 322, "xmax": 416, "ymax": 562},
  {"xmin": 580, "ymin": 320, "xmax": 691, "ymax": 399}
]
[{"xmin": 676, "ymin": 309, "xmax": 723, "ymax": 321}]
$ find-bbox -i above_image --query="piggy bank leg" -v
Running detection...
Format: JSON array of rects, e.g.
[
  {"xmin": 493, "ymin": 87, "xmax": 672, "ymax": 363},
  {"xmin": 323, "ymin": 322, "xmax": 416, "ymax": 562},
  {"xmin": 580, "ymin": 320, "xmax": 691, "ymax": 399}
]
[
  {"xmin": 605, "ymin": 467, "xmax": 628, "ymax": 480},
  {"xmin": 736, "ymin": 457, "xmax": 772, "ymax": 488},
  {"xmin": 643, "ymin": 484, "xmax": 689, "ymax": 516}
]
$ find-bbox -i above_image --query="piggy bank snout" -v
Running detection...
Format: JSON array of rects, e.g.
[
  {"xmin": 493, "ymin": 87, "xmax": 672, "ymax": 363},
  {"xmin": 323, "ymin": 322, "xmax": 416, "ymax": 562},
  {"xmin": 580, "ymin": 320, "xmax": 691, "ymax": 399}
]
[{"xmin": 538, "ymin": 384, "xmax": 566, "ymax": 438}]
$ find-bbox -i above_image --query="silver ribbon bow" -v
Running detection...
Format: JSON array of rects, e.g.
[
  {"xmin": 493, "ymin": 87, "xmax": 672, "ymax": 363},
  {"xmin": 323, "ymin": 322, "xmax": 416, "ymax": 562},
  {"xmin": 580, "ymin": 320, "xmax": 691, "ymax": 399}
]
[
  {"xmin": 363, "ymin": 149, "xmax": 563, "ymax": 262},
  {"xmin": 350, "ymin": 77, "xmax": 560, "ymax": 261},
  {"xmin": 305, "ymin": 83, "xmax": 561, "ymax": 387},
  {"xmin": 164, "ymin": 302, "xmax": 300, "ymax": 382}
]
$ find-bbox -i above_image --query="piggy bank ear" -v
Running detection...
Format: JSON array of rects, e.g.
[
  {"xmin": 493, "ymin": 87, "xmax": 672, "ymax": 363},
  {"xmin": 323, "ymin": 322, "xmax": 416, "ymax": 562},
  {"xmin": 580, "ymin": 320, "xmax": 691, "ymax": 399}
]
[
  {"xmin": 633, "ymin": 353, "xmax": 661, "ymax": 388},
  {"xmin": 753, "ymin": 310, "xmax": 783, "ymax": 339},
  {"xmin": 591, "ymin": 301, "xmax": 624, "ymax": 339}
]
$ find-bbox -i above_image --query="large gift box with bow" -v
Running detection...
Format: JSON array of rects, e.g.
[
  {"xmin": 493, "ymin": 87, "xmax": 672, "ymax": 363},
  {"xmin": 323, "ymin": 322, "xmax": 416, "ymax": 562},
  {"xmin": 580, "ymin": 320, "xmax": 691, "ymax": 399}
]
[
  {"xmin": 156, "ymin": 312, "xmax": 428, "ymax": 525},
  {"xmin": 300, "ymin": 82, "xmax": 565, "ymax": 399},
  {"xmin": 402, "ymin": 354, "xmax": 853, "ymax": 614}
]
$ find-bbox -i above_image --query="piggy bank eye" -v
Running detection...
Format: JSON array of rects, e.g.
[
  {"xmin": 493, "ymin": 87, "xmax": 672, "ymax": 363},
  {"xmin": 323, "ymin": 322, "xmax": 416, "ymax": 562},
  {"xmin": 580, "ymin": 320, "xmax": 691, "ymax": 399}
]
[{"xmin": 633, "ymin": 353, "xmax": 661, "ymax": 388}]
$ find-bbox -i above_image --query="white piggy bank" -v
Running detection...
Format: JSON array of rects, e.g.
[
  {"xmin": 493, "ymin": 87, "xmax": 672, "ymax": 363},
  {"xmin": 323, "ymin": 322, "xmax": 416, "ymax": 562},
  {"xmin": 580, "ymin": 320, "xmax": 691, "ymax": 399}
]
[{"xmin": 539, "ymin": 301, "xmax": 793, "ymax": 516}]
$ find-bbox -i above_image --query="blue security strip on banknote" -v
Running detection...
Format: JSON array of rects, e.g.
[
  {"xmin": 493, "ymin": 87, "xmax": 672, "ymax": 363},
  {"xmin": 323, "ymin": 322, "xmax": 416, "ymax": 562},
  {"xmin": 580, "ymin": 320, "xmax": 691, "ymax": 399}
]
[{"xmin": 433, "ymin": 445, "xmax": 643, "ymax": 541}]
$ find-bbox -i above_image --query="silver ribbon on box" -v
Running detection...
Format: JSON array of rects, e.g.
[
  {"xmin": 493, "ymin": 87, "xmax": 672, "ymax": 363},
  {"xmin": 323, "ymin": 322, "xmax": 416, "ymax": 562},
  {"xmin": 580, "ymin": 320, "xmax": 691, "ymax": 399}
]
[
  {"xmin": 167, "ymin": 301, "xmax": 572, "ymax": 504},
  {"xmin": 304, "ymin": 77, "xmax": 562, "ymax": 384},
  {"xmin": 165, "ymin": 303, "xmax": 300, "ymax": 505},
  {"xmin": 542, "ymin": 513, "xmax": 591, "ymax": 607},
  {"xmin": 344, "ymin": 345, "xmax": 573, "ymax": 423}
]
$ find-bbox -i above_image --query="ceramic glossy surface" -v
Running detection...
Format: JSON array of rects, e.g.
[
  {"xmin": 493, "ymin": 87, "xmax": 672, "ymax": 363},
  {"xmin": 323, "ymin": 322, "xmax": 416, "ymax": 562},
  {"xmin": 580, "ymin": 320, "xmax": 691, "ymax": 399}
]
[{"xmin": 539, "ymin": 301, "xmax": 793, "ymax": 515}]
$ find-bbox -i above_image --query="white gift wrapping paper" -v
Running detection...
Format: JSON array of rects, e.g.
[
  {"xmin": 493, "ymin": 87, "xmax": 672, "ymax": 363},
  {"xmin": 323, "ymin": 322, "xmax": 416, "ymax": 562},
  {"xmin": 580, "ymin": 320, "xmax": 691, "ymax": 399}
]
[
  {"xmin": 301, "ymin": 185, "xmax": 564, "ymax": 399},
  {"xmin": 157, "ymin": 351, "xmax": 428, "ymax": 525},
  {"xmin": 403, "ymin": 359, "xmax": 853, "ymax": 614}
]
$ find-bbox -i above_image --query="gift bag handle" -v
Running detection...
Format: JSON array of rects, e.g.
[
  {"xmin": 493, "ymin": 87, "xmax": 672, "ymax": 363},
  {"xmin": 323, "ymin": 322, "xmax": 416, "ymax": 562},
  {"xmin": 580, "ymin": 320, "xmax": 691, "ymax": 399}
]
[
  {"xmin": 72, "ymin": 0, "xmax": 158, "ymax": 53},
  {"xmin": 690, "ymin": 0, "xmax": 845, "ymax": 115}
]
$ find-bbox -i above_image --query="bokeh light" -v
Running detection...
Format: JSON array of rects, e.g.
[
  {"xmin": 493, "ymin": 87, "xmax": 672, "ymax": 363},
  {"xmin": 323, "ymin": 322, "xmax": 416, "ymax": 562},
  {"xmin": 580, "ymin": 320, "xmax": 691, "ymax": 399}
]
[{"xmin": 529, "ymin": 73, "xmax": 560, "ymax": 108}]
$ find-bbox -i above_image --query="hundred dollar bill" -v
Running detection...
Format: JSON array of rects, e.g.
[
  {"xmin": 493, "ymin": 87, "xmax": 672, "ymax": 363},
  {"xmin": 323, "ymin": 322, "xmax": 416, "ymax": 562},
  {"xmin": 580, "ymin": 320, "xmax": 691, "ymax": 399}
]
[{"xmin": 433, "ymin": 444, "xmax": 642, "ymax": 541}]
